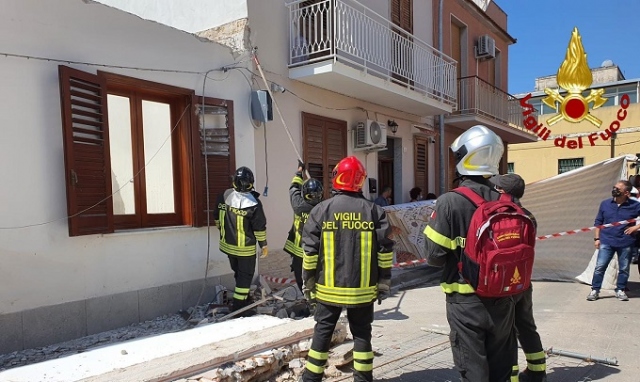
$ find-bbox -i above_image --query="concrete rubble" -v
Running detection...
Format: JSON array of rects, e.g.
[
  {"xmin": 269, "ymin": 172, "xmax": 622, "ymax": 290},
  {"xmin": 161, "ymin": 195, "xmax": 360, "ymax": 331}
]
[
  {"xmin": 178, "ymin": 317, "xmax": 350, "ymax": 382},
  {"xmin": 0, "ymin": 282, "xmax": 358, "ymax": 382}
]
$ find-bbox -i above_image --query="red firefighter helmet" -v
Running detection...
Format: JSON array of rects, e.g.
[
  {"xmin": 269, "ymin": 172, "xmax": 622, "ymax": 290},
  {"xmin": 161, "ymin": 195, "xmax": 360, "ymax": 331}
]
[{"xmin": 332, "ymin": 156, "xmax": 366, "ymax": 192}]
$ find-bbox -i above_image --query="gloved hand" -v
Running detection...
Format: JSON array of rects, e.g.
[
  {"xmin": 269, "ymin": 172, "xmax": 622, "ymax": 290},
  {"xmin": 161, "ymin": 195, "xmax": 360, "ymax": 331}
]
[
  {"xmin": 297, "ymin": 160, "xmax": 305, "ymax": 172},
  {"xmin": 260, "ymin": 246, "xmax": 268, "ymax": 258},
  {"xmin": 377, "ymin": 279, "xmax": 391, "ymax": 304},
  {"xmin": 303, "ymin": 277, "xmax": 316, "ymax": 302}
]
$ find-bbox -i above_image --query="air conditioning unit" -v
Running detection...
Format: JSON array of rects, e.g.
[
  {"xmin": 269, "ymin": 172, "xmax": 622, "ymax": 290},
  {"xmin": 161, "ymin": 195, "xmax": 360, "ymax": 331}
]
[
  {"xmin": 353, "ymin": 120, "xmax": 387, "ymax": 151},
  {"xmin": 475, "ymin": 34, "xmax": 496, "ymax": 59}
]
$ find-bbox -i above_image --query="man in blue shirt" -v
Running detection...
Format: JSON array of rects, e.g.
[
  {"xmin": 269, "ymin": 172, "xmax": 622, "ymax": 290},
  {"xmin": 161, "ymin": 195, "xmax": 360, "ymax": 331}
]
[
  {"xmin": 588, "ymin": 180, "xmax": 640, "ymax": 301},
  {"xmin": 374, "ymin": 186, "xmax": 392, "ymax": 207}
]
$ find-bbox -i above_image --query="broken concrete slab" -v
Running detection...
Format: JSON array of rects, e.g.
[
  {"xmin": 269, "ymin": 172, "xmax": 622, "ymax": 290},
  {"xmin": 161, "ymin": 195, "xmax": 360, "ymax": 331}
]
[
  {"xmin": 327, "ymin": 341, "xmax": 354, "ymax": 368},
  {"xmin": 0, "ymin": 316, "xmax": 294, "ymax": 382}
]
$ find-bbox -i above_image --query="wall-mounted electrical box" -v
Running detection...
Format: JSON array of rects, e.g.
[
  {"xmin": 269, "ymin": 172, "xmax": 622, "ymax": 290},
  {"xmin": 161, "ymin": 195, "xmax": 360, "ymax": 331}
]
[
  {"xmin": 250, "ymin": 90, "xmax": 273, "ymax": 123},
  {"xmin": 368, "ymin": 178, "xmax": 377, "ymax": 194}
]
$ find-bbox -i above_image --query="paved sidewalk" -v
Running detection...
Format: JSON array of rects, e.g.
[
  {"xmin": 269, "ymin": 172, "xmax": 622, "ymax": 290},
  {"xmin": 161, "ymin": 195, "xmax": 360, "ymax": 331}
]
[
  {"xmin": 3, "ymin": 267, "xmax": 637, "ymax": 382},
  {"xmin": 346, "ymin": 271, "xmax": 640, "ymax": 382}
]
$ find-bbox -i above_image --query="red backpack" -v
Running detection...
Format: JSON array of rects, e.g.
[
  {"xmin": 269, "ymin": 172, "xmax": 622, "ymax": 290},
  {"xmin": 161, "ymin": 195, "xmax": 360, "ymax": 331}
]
[{"xmin": 453, "ymin": 187, "xmax": 536, "ymax": 297}]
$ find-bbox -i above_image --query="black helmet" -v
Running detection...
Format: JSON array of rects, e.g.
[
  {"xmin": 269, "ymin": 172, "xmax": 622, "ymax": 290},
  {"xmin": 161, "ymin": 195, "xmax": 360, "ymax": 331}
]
[
  {"xmin": 302, "ymin": 178, "xmax": 324, "ymax": 205},
  {"xmin": 232, "ymin": 166, "xmax": 254, "ymax": 192}
]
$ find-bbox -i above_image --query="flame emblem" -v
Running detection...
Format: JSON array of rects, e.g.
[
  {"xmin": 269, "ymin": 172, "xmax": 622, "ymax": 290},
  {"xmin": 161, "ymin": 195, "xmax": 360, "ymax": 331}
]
[
  {"xmin": 510, "ymin": 267, "xmax": 522, "ymax": 285},
  {"xmin": 543, "ymin": 27, "xmax": 607, "ymax": 127}
]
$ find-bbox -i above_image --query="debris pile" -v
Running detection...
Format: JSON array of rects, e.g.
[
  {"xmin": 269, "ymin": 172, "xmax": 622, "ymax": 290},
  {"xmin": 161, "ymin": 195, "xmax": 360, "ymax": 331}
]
[
  {"xmin": 181, "ymin": 318, "xmax": 351, "ymax": 382},
  {"xmin": 196, "ymin": 282, "xmax": 311, "ymax": 325}
]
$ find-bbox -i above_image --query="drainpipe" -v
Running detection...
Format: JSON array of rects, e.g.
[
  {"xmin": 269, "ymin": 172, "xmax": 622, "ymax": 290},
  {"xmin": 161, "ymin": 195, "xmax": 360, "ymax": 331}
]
[
  {"xmin": 438, "ymin": 0, "xmax": 446, "ymax": 195},
  {"xmin": 611, "ymin": 132, "xmax": 616, "ymax": 158}
]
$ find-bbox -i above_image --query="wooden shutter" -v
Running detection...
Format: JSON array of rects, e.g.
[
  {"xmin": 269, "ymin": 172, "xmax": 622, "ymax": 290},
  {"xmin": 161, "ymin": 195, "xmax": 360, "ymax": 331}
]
[
  {"xmin": 391, "ymin": 0, "xmax": 401, "ymax": 26},
  {"xmin": 391, "ymin": 0, "xmax": 413, "ymax": 33},
  {"xmin": 391, "ymin": 0, "xmax": 413, "ymax": 86},
  {"xmin": 413, "ymin": 136, "xmax": 429, "ymax": 194},
  {"xmin": 302, "ymin": 113, "xmax": 347, "ymax": 199},
  {"xmin": 58, "ymin": 66, "xmax": 114, "ymax": 236},
  {"xmin": 192, "ymin": 96, "xmax": 235, "ymax": 227},
  {"xmin": 401, "ymin": 0, "xmax": 413, "ymax": 34}
]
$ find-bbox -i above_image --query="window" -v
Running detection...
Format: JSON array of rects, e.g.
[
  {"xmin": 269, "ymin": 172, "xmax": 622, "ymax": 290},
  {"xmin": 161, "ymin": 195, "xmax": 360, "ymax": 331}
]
[
  {"xmin": 528, "ymin": 98, "xmax": 542, "ymax": 114},
  {"xmin": 302, "ymin": 113, "xmax": 347, "ymax": 199},
  {"xmin": 541, "ymin": 101, "xmax": 558, "ymax": 115},
  {"xmin": 601, "ymin": 94, "xmax": 616, "ymax": 108},
  {"xmin": 617, "ymin": 85, "xmax": 637, "ymax": 104},
  {"xmin": 58, "ymin": 66, "xmax": 235, "ymax": 236},
  {"xmin": 507, "ymin": 162, "xmax": 514, "ymax": 174},
  {"xmin": 601, "ymin": 84, "xmax": 638, "ymax": 107},
  {"xmin": 558, "ymin": 158, "xmax": 584, "ymax": 174}
]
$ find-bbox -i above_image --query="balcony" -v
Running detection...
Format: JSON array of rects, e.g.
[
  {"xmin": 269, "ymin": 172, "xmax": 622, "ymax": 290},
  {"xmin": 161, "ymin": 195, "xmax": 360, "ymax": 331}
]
[
  {"xmin": 446, "ymin": 76, "xmax": 538, "ymax": 143},
  {"xmin": 287, "ymin": 0, "xmax": 456, "ymax": 116}
]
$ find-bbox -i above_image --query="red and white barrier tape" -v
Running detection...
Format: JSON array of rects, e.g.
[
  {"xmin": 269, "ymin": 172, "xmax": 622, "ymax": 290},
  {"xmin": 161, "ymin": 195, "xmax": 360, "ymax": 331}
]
[
  {"xmin": 261, "ymin": 275, "xmax": 296, "ymax": 284},
  {"xmin": 264, "ymin": 218, "xmax": 640, "ymax": 274},
  {"xmin": 391, "ymin": 218, "xmax": 640, "ymax": 269},
  {"xmin": 535, "ymin": 218, "xmax": 640, "ymax": 241}
]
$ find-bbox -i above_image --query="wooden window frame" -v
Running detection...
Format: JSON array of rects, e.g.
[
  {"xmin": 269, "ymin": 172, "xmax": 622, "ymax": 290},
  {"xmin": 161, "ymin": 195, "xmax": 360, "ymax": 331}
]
[
  {"xmin": 102, "ymin": 75, "xmax": 190, "ymax": 230},
  {"xmin": 58, "ymin": 65, "xmax": 235, "ymax": 236}
]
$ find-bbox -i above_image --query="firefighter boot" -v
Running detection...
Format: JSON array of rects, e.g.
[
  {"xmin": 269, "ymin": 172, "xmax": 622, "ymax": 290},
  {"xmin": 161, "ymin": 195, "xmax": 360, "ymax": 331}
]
[
  {"xmin": 231, "ymin": 298, "xmax": 243, "ymax": 312},
  {"xmin": 519, "ymin": 369, "xmax": 547, "ymax": 382}
]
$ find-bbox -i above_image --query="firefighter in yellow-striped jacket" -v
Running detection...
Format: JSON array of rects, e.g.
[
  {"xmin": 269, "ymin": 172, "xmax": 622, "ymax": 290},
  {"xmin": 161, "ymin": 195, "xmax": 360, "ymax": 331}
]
[
  {"xmin": 283, "ymin": 161, "xmax": 324, "ymax": 293},
  {"xmin": 214, "ymin": 166, "xmax": 267, "ymax": 314},
  {"xmin": 301, "ymin": 156, "xmax": 394, "ymax": 382}
]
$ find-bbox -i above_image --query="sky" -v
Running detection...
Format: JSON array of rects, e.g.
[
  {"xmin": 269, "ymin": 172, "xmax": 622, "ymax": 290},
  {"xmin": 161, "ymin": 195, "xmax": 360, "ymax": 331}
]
[{"xmin": 498, "ymin": 0, "xmax": 640, "ymax": 95}]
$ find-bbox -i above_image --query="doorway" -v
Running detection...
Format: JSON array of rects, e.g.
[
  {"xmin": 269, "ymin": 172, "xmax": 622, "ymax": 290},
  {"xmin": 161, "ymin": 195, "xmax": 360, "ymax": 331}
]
[{"xmin": 377, "ymin": 137, "xmax": 402, "ymax": 205}]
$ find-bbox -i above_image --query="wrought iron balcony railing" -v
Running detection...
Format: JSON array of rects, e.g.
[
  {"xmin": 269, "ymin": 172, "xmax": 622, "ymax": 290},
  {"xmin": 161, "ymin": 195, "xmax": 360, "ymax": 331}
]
[
  {"xmin": 287, "ymin": 0, "xmax": 457, "ymax": 107},
  {"xmin": 454, "ymin": 76, "xmax": 536, "ymax": 131}
]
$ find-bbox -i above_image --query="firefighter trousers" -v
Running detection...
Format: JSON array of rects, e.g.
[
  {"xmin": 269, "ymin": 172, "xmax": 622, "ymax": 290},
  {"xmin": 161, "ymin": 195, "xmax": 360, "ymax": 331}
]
[
  {"xmin": 446, "ymin": 294, "xmax": 518, "ymax": 382},
  {"xmin": 514, "ymin": 286, "xmax": 546, "ymax": 381},
  {"xmin": 290, "ymin": 254, "xmax": 303, "ymax": 293},
  {"xmin": 302, "ymin": 302, "xmax": 374, "ymax": 382},
  {"xmin": 227, "ymin": 254, "xmax": 256, "ymax": 311}
]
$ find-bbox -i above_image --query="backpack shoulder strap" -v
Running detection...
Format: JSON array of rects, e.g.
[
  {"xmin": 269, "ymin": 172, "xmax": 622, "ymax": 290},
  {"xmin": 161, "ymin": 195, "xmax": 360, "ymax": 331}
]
[
  {"xmin": 498, "ymin": 193, "xmax": 514, "ymax": 202},
  {"xmin": 453, "ymin": 186, "xmax": 487, "ymax": 208}
]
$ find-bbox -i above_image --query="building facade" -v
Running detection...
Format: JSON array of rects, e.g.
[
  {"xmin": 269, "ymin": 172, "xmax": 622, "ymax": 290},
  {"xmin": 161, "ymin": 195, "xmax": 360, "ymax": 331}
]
[
  {"xmin": 510, "ymin": 64, "xmax": 640, "ymax": 183},
  {"xmin": 0, "ymin": 0, "xmax": 529, "ymax": 354},
  {"xmin": 0, "ymin": 0, "xmax": 259, "ymax": 354},
  {"xmin": 433, "ymin": 0, "xmax": 537, "ymax": 191}
]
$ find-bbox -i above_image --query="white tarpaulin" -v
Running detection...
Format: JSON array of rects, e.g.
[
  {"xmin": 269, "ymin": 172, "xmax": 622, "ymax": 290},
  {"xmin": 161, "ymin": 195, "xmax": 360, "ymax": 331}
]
[
  {"xmin": 382, "ymin": 155, "xmax": 634, "ymax": 289},
  {"xmin": 522, "ymin": 155, "xmax": 632, "ymax": 289}
]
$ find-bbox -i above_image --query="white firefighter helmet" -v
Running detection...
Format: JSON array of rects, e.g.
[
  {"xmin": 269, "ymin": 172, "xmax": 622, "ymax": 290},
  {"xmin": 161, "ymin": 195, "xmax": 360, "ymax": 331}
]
[{"xmin": 450, "ymin": 125, "xmax": 504, "ymax": 176}]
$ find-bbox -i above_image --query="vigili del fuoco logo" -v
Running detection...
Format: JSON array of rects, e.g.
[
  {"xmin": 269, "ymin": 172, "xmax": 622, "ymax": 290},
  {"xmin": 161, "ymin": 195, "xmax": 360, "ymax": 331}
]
[{"xmin": 518, "ymin": 27, "xmax": 631, "ymax": 149}]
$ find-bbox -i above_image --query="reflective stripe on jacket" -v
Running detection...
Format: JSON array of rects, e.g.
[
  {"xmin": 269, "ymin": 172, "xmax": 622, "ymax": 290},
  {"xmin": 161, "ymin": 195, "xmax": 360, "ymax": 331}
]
[{"xmin": 302, "ymin": 192, "xmax": 394, "ymax": 308}]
